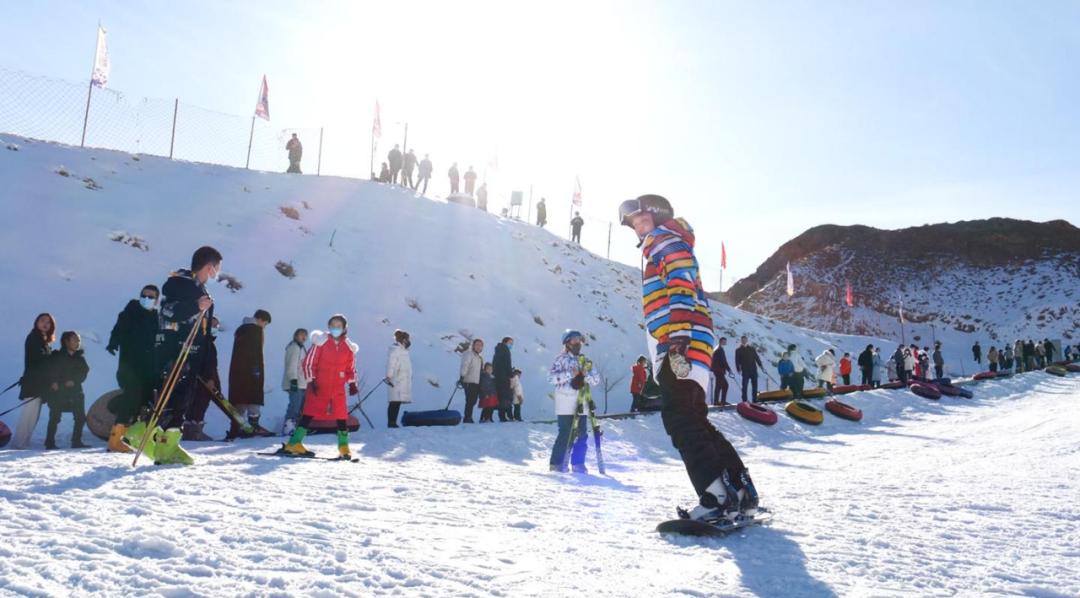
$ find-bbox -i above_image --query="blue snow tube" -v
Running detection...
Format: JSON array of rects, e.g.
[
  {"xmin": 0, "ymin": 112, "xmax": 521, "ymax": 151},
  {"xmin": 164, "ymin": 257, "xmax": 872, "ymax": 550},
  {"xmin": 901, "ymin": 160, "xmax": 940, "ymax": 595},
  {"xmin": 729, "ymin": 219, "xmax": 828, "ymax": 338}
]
[{"xmin": 401, "ymin": 409, "xmax": 463, "ymax": 427}]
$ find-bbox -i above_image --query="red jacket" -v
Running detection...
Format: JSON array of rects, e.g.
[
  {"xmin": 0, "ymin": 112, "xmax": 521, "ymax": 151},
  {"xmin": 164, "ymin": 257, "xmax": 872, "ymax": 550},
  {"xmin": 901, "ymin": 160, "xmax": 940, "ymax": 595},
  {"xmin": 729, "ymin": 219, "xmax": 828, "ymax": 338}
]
[
  {"xmin": 630, "ymin": 364, "xmax": 647, "ymax": 395},
  {"xmin": 839, "ymin": 357, "xmax": 852, "ymax": 376},
  {"xmin": 301, "ymin": 331, "xmax": 358, "ymax": 420}
]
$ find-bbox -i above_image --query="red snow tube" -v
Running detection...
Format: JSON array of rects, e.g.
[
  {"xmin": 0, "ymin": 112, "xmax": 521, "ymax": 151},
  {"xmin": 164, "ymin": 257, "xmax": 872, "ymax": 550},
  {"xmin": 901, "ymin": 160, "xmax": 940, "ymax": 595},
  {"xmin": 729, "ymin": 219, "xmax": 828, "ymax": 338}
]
[
  {"xmin": 973, "ymin": 371, "xmax": 997, "ymax": 381},
  {"xmin": 831, "ymin": 384, "xmax": 870, "ymax": 395},
  {"xmin": 910, "ymin": 382, "xmax": 942, "ymax": 400},
  {"xmin": 825, "ymin": 399, "xmax": 863, "ymax": 422},
  {"xmin": 0, "ymin": 421, "xmax": 10, "ymax": 448},
  {"xmin": 737, "ymin": 401, "xmax": 778, "ymax": 426},
  {"xmin": 879, "ymin": 381, "xmax": 906, "ymax": 390},
  {"xmin": 1066, "ymin": 364, "xmax": 1080, "ymax": 373},
  {"xmin": 308, "ymin": 415, "xmax": 361, "ymax": 433},
  {"xmin": 934, "ymin": 383, "xmax": 963, "ymax": 397}
]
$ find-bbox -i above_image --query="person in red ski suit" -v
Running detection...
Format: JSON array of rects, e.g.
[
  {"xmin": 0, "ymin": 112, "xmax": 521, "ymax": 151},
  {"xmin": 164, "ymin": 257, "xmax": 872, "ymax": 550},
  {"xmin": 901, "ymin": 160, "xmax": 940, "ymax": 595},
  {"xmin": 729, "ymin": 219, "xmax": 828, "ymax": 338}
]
[
  {"xmin": 630, "ymin": 356, "xmax": 648, "ymax": 412},
  {"xmin": 281, "ymin": 314, "xmax": 359, "ymax": 459}
]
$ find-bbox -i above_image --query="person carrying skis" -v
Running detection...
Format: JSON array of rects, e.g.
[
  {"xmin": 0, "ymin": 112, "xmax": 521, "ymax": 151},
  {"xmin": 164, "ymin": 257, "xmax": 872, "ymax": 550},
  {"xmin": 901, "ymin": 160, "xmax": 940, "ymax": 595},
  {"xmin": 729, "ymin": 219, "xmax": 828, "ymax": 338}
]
[
  {"xmin": 630, "ymin": 355, "xmax": 648, "ymax": 412},
  {"xmin": 127, "ymin": 246, "xmax": 222, "ymax": 465},
  {"xmin": 547, "ymin": 329, "xmax": 600, "ymax": 473},
  {"xmin": 183, "ymin": 317, "xmax": 220, "ymax": 442},
  {"xmin": 385, "ymin": 329, "xmax": 412, "ymax": 428},
  {"xmin": 281, "ymin": 314, "xmax": 359, "ymax": 459},
  {"xmin": 105, "ymin": 286, "xmax": 158, "ymax": 452},
  {"xmin": 709, "ymin": 336, "xmax": 731, "ymax": 406},
  {"xmin": 43, "ymin": 331, "xmax": 90, "ymax": 449},
  {"xmin": 619, "ymin": 194, "xmax": 759, "ymax": 520},
  {"xmin": 227, "ymin": 309, "xmax": 273, "ymax": 439}
]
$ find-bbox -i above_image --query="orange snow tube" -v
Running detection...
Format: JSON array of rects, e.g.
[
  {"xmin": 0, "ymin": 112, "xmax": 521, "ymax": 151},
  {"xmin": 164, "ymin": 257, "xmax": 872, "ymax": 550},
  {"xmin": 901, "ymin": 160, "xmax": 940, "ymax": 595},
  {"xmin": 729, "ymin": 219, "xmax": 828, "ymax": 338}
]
[
  {"xmin": 785, "ymin": 400, "xmax": 824, "ymax": 425},
  {"xmin": 1045, "ymin": 365, "xmax": 1068, "ymax": 377},
  {"xmin": 800, "ymin": 387, "xmax": 828, "ymax": 399},
  {"xmin": 754, "ymin": 389, "xmax": 793, "ymax": 403}
]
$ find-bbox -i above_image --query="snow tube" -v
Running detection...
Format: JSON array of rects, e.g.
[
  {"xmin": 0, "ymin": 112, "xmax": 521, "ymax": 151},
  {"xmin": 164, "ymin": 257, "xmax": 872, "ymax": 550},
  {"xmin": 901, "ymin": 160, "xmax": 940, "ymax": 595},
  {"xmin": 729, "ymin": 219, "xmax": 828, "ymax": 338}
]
[
  {"xmin": 973, "ymin": 371, "xmax": 997, "ymax": 381},
  {"xmin": 910, "ymin": 382, "xmax": 942, "ymax": 400},
  {"xmin": 401, "ymin": 409, "xmax": 463, "ymax": 427},
  {"xmin": 955, "ymin": 387, "xmax": 974, "ymax": 399},
  {"xmin": 785, "ymin": 400, "xmax": 824, "ymax": 425},
  {"xmin": 1066, "ymin": 364, "xmax": 1080, "ymax": 373},
  {"xmin": 87, "ymin": 389, "xmax": 122, "ymax": 441},
  {"xmin": 736, "ymin": 401, "xmax": 778, "ymax": 426},
  {"xmin": 995, "ymin": 370, "xmax": 1013, "ymax": 378},
  {"xmin": 825, "ymin": 399, "xmax": 863, "ymax": 422},
  {"xmin": 879, "ymin": 381, "xmax": 906, "ymax": 390},
  {"xmin": 934, "ymin": 383, "xmax": 963, "ymax": 397},
  {"xmin": 308, "ymin": 415, "xmax": 361, "ymax": 433},
  {"xmin": 800, "ymin": 387, "xmax": 828, "ymax": 399},
  {"xmin": 0, "ymin": 420, "xmax": 10, "ymax": 448},
  {"xmin": 831, "ymin": 384, "xmax": 870, "ymax": 395},
  {"xmin": 931, "ymin": 378, "xmax": 952, "ymax": 386},
  {"xmin": 754, "ymin": 389, "xmax": 793, "ymax": 403},
  {"xmin": 1046, "ymin": 365, "xmax": 1068, "ymax": 377}
]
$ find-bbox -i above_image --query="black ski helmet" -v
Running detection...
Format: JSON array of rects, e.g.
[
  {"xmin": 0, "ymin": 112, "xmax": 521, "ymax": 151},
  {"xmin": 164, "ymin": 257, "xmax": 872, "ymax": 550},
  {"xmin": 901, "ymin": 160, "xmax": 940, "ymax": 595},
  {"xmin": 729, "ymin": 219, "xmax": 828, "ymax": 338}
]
[{"xmin": 619, "ymin": 194, "xmax": 674, "ymax": 228}]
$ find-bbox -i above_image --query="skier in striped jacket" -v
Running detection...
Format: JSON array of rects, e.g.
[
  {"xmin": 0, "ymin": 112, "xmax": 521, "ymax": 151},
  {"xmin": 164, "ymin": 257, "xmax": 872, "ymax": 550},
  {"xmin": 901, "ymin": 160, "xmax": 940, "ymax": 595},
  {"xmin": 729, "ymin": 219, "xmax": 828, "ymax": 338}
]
[{"xmin": 619, "ymin": 194, "xmax": 759, "ymax": 522}]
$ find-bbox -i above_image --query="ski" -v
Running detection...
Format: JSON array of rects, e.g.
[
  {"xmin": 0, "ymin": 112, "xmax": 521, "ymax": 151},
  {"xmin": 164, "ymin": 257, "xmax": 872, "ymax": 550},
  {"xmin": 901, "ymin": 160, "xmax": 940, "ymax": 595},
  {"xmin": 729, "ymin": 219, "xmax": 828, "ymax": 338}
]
[
  {"xmin": 197, "ymin": 376, "xmax": 274, "ymax": 438},
  {"xmin": 255, "ymin": 451, "xmax": 359, "ymax": 463}
]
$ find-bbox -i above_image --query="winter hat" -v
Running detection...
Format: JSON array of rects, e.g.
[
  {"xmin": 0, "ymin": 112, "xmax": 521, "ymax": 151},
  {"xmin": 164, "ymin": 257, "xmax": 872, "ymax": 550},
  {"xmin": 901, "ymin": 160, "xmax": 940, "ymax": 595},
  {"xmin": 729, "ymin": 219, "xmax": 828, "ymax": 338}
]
[
  {"xmin": 394, "ymin": 329, "xmax": 411, "ymax": 344},
  {"xmin": 328, "ymin": 314, "xmax": 348, "ymax": 330}
]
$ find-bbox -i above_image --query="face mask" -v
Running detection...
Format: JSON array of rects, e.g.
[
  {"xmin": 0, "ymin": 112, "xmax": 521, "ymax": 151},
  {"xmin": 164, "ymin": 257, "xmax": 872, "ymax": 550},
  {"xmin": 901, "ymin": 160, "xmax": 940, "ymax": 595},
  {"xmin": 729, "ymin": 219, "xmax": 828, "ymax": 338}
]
[
  {"xmin": 329, "ymin": 327, "xmax": 344, "ymax": 338},
  {"xmin": 140, "ymin": 297, "xmax": 156, "ymax": 310}
]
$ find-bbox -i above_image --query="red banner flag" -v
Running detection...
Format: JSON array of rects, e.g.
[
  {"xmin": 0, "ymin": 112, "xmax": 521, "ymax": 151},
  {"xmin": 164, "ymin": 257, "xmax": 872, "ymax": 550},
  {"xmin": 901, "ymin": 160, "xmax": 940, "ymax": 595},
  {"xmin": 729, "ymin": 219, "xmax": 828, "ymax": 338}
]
[
  {"xmin": 254, "ymin": 75, "xmax": 270, "ymax": 121},
  {"xmin": 572, "ymin": 176, "xmax": 582, "ymax": 207},
  {"xmin": 845, "ymin": 282, "xmax": 853, "ymax": 307}
]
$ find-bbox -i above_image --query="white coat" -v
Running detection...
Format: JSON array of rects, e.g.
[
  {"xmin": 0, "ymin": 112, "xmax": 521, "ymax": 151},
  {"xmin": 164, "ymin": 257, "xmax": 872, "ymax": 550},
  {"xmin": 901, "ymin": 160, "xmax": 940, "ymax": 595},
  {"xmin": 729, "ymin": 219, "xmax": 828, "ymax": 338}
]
[
  {"xmin": 549, "ymin": 351, "xmax": 600, "ymax": 416},
  {"xmin": 281, "ymin": 341, "xmax": 308, "ymax": 391},
  {"xmin": 459, "ymin": 348, "xmax": 483, "ymax": 385},
  {"xmin": 903, "ymin": 354, "xmax": 916, "ymax": 372},
  {"xmin": 816, "ymin": 351, "xmax": 836, "ymax": 384},
  {"xmin": 386, "ymin": 342, "xmax": 413, "ymax": 403},
  {"xmin": 511, "ymin": 376, "xmax": 524, "ymax": 405}
]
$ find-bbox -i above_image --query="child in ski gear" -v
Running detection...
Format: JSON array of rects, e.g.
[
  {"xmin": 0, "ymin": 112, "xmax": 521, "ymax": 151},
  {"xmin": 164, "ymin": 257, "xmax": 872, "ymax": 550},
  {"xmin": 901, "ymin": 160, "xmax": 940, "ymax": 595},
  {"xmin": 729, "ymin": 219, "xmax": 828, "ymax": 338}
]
[
  {"xmin": 839, "ymin": 352, "xmax": 852, "ymax": 385},
  {"xmin": 130, "ymin": 246, "xmax": 221, "ymax": 465},
  {"xmin": 283, "ymin": 314, "xmax": 359, "ymax": 459},
  {"xmin": 548, "ymin": 330, "xmax": 600, "ymax": 473},
  {"xmin": 386, "ymin": 329, "xmax": 413, "ymax": 428},
  {"xmin": 619, "ymin": 194, "xmax": 758, "ymax": 521},
  {"xmin": 478, "ymin": 363, "xmax": 498, "ymax": 423},
  {"xmin": 459, "ymin": 339, "xmax": 484, "ymax": 423},
  {"xmin": 43, "ymin": 331, "xmax": 89, "ymax": 449},
  {"xmin": 282, "ymin": 328, "xmax": 309, "ymax": 435},
  {"xmin": 13, "ymin": 313, "xmax": 56, "ymax": 449},
  {"xmin": 777, "ymin": 352, "xmax": 795, "ymax": 391},
  {"xmin": 630, "ymin": 356, "xmax": 648, "ymax": 412},
  {"xmin": 106, "ymin": 285, "xmax": 159, "ymax": 452},
  {"xmin": 228, "ymin": 309, "xmax": 272, "ymax": 439},
  {"xmin": 510, "ymin": 368, "xmax": 525, "ymax": 421}
]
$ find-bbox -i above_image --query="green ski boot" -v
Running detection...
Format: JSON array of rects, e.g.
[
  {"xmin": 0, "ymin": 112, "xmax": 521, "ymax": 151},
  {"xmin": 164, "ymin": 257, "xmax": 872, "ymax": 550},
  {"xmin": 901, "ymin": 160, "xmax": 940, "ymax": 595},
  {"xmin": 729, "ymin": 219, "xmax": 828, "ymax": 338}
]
[
  {"xmin": 124, "ymin": 421, "xmax": 157, "ymax": 462},
  {"xmin": 154, "ymin": 427, "xmax": 194, "ymax": 465}
]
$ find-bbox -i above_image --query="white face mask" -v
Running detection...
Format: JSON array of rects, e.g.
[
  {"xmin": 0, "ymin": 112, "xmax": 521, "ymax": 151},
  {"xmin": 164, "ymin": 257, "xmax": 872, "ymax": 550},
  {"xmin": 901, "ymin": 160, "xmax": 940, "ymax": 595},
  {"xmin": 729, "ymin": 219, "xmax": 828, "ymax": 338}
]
[{"xmin": 139, "ymin": 297, "xmax": 156, "ymax": 310}]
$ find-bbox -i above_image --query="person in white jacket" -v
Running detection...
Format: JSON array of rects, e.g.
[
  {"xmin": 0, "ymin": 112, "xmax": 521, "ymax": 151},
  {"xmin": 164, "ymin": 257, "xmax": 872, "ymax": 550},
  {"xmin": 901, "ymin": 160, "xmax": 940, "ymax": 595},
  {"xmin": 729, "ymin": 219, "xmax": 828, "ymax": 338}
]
[
  {"xmin": 458, "ymin": 339, "xmax": 484, "ymax": 423},
  {"xmin": 510, "ymin": 368, "xmax": 525, "ymax": 422},
  {"xmin": 385, "ymin": 330, "xmax": 413, "ymax": 428},
  {"xmin": 281, "ymin": 328, "xmax": 308, "ymax": 435},
  {"xmin": 815, "ymin": 349, "xmax": 836, "ymax": 393},
  {"xmin": 547, "ymin": 329, "xmax": 600, "ymax": 473}
]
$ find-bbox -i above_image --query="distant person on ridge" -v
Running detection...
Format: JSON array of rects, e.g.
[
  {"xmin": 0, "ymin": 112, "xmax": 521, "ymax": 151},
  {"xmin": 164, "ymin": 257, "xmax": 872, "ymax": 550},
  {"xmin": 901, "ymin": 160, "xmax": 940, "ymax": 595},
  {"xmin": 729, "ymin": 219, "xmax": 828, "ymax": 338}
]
[
  {"xmin": 620, "ymin": 193, "xmax": 760, "ymax": 521},
  {"xmin": 972, "ymin": 341, "xmax": 981, "ymax": 365},
  {"xmin": 379, "ymin": 162, "xmax": 391, "ymax": 183},
  {"xmin": 402, "ymin": 149, "xmax": 417, "ymax": 189},
  {"xmin": 417, "ymin": 154, "xmax": 433, "ymax": 194},
  {"xmin": 448, "ymin": 163, "xmax": 460, "ymax": 194},
  {"xmin": 476, "ymin": 183, "xmax": 489, "ymax": 212},
  {"xmin": 536, "ymin": 197, "xmax": 547, "ymax": 227},
  {"xmin": 387, "ymin": 144, "xmax": 403, "ymax": 184},
  {"xmin": 570, "ymin": 212, "xmax": 584, "ymax": 244},
  {"xmin": 464, "ymin": 166, "xmax": 478, "ymax": 196},
  {"xmin": 285, "ymin": 133, "xmax": 302, "ymax": 174}
]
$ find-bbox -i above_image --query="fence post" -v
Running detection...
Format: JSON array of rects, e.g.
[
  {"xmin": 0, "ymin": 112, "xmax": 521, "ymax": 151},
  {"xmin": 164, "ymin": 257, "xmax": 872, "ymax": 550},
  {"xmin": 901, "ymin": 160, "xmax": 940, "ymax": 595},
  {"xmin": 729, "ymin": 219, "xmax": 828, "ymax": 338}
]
[
  {"xmin": 245, "ymin": 116, "xmax": 255, "ymax": 169},
  {"xmin": 168, "ymin": 98, "xmax": 178, "ymax": 159},
  {"xmin": 606, "ymin": 221, "xmax": 612, "ymax": 259},
  {"xmin": 317, "ymin": 127, "xmax": 324, "ymax": 176}
]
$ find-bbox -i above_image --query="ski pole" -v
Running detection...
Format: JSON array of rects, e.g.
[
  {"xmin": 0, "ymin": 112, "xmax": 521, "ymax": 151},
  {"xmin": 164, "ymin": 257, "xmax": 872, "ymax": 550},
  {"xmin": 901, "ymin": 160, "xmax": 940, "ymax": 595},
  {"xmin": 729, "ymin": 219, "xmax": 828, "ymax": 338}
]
[
  {"xmin": 0, "ymin": 397, "xmax": 37, "ymax": 418},
  {"xmin": 1, "ymin": 378, "xmax": 21, "ymax": 396},
  {"xmin": 443, "ymin": 384, "xmax": 460, "ymax": 410},
  {"xmin": 347, "ymin": 379, "xmax": 385, "ymax": 415},
  {"xmin": 133, "ymin": 310, "xmax": 207, "ymax": 466}
]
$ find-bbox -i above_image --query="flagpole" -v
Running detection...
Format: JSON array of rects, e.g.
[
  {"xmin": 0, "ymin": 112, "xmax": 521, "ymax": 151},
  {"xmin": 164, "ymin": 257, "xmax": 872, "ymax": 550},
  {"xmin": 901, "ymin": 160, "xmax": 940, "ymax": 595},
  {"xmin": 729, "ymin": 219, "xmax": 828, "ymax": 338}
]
[
  {"xmin": 245, "ymin": 115, "xmax": 255, "ymax": 169},
  {"xmin": 80, "ymin": 24, "xmax": 100, "ymax": 148}
]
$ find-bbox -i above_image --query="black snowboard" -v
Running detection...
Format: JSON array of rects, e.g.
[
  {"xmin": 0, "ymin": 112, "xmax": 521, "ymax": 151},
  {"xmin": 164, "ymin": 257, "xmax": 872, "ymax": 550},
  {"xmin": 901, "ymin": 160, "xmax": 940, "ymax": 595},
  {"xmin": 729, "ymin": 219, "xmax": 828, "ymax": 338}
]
[{"xmin": 657, "ymin": 510, "xmax": 772, "ymax": 537}]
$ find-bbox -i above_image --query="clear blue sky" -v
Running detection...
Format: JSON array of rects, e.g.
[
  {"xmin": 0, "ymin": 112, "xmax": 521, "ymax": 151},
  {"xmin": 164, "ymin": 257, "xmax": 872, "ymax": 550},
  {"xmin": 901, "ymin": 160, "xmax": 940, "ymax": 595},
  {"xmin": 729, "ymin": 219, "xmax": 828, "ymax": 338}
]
[{"xmin": 4, "ymin": 0, "xmax": 1079, "ymax": 289}]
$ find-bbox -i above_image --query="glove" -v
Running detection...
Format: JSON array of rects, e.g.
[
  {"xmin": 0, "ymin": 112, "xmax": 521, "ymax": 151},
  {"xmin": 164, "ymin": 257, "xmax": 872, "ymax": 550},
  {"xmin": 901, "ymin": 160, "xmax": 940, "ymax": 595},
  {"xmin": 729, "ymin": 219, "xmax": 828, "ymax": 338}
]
[
  {"xmin": 570, "ymin": 372, "xmax": 585, "ymax": 390},
  {"xmin": 106, "ymin": 345, "xmax": 118, "ymax": 356},
  {"xmin": 289, "ymin": 379, "xmax": 298, "ymax": 392},
  {"xmin": 349, "ymin": 382, "xmax": 359, "ymax": 396},
  {"xmin": 668, "ymin": 337, "xmax": 690, "ymax": 356},
  {"xmin": 384, "ymin": 377, "xmax": 394, "ymax": 387},
  {"xmin": 308, "ymin": 381, "xmax": 318, "ymax": 395},
  {"xmin": 457, "ymin": 378, "xmax": 465, "ymax": 388}
]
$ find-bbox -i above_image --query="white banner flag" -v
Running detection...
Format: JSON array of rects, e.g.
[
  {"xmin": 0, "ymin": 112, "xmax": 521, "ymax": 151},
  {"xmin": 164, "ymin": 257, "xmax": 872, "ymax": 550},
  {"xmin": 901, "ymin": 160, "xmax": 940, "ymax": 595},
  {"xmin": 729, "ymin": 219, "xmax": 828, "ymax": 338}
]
[
  {"xmin": 786, "ymin": 262, "xmax": 794, "ymax": 297},
  {"xmin": 91, "ymin": 25, "xmax": 110, "ymax": 87}
]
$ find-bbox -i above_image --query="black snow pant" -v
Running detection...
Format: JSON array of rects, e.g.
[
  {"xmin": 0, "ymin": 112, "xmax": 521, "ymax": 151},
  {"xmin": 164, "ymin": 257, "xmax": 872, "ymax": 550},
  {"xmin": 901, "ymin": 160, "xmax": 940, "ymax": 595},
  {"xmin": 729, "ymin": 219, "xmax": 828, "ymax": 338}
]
[
  {"xmin": 462, "ymin": 383, "xmax": 479, "ymax": 423},
  {"xmin": 841, "ymin": 374, "xmax": 851, "ymax": 385},
  {"xmin": 110, "ymin": 368, "xmax": 155, "ymax": 425},
  {"xmin": 658, "ymin": 355, "xmax": 747, "ymax": 500},
  {"xmin": 402, "ymin": 171, "xmax": 414, "ymax": 188},
  {"xmin": 418, "ymin": 176, "xmax": 429, "ymax": 194},
  {"xmin": 712, "ymin": 373, "xmax": 729, "ymax": 405},
  {"xmin": 740, "ymin": 371, "xmax": 758, "ymax": 402},
  {"xmin": 934, "ymin": 365, "xmax": 943, "ymax": 379},
  {"xmin": 496, "ymin": 381, "xmax": 513, "ymax": 422},
  {"xmin": 512, "ymin": 404, "xmax": 522, "ymax": 421},
  {"xmin": 390, "ymin": 167, "xmax": 401, "ymax": 184},
  {"xmin": 388, "ymin": 402, "xmax": 402, "ymax": 427},
  {"xmin": 571, "ymin": 228, "xmax": 582, "ymax": 244},
  {"xmin": 152, "ymin": 349, "xmax": 206, "ymax": 431},
  {"xmin": 46, "ymin": 398, "xmax": 86, "ymax": 446},
  {"xmin": 860, "ymin": 367, "xmax": 872, "ymax": 386}
]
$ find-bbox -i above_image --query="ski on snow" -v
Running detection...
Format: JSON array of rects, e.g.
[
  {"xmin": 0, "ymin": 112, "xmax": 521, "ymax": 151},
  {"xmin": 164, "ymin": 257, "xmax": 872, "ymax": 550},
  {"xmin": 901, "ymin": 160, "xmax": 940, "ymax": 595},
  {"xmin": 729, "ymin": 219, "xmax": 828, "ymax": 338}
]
[{"xmin": 256, "ymin": 449, "xmax": 359, "ymax": 463}]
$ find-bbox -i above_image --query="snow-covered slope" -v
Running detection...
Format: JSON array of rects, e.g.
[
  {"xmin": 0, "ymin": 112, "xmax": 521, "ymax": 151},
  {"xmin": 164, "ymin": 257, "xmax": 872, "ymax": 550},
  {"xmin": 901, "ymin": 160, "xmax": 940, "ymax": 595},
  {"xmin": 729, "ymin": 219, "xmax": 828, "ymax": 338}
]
[
  {"xmin": 0, "ymin": 368, "xmax": 1077, "ymax": 596},
  {"xmin": 0, "ymin": 135, "xmax": 915, "ymax": 438}
]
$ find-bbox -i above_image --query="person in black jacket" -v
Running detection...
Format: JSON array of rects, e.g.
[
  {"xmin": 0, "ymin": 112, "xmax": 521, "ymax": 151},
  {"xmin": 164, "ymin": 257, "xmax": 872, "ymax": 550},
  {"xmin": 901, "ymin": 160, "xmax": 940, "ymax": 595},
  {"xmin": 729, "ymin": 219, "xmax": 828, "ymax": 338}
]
[
  {"xmin": 493, "ymin": 337, "xmax": 514, "ymax": 422},
  {"xmin": 43, "ymin": 331, "xmax": 90, "ymax": 449},
  {"xmin": 387, "ymin": 145, "xmax": 403, "ymax": 185},
  {"xmin": 227, "ymin": 309, "xmax": 272, "ymax": 439},
  {"xmin": 402, "ymin": 149, "xmax": 417, "ymax": 189},
  {"xmin": 417, "ymin": 154, "xmax": 433, "ymax": 194},
  {"xmin": 857, "ymin": 344, "xmax": 874, "ymax": 386},
  {"xmin": 12, "ymin": 313, "xmax": 57, "ymax": 449},
  {"xmin": 127, "ymin": 246, "xmax": 221, "ymax": 465},
  {"xmin": 733, "ymin": 336, "xmax": 763, "ymax": 402},
  {"xmin": 570, "ymin": 212, "xmax": 584, "ymax": 244},
  {"xmin": 709, "ymin": 337, "xmax": 731, "ymax": 406},
  {"xmin": 105, "ymin": 285, "xmax": 159, "ymax": 452},
  {"xmin": 972, "ymin": 341, "xmax": 981, "ymax": 365},
  {"xmin": 536, "ymin": 198, "xmax": 547, "ymax": 228}
]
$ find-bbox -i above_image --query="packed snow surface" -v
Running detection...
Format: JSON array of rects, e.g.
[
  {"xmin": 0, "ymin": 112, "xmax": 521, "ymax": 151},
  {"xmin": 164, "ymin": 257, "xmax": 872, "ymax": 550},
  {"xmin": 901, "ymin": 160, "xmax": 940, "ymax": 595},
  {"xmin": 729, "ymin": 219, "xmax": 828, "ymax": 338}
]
[{"xmin": 1, "ymin": 371, "xmax": 1077, "ymax": 597}]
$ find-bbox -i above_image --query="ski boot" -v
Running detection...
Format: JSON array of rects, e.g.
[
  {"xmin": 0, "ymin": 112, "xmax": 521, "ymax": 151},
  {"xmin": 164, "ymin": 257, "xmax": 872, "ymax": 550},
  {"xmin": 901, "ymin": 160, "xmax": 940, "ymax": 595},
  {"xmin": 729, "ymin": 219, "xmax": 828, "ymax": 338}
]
[
  {"xmin": 250, "ymin": 416, "xmax": 275, "ymax": 437},
  {"xmin": 281, "ymin": 426, "xmax": 314, "ymax": 457},
  {"xmin": 679, "ymin": 470, "xmax": 742, "ymax": 522},
  {"xmin": 549, "ymin": 463, "xmax": 568, "ymax": 473},
  {"xmin": 738, "ymin": 470, "xmax": 760, "ymax": 515},
  {"xmin": 182, "ymin": 421, "xmax": 213, "ymax": 442},
  {"xmin": 335, "ymin": 431, "xmax": 352, "ymax": 461},
  {"xmin": 124, "ymin": 421, "xmax": 158, "ymax": 462},
  {"xmin": 154, "ymin": 428, "xmax": 194, "ymax": 465},
  {"xmin": 108, "ymin": 424, "xmax": 133, "ymax": 453}
]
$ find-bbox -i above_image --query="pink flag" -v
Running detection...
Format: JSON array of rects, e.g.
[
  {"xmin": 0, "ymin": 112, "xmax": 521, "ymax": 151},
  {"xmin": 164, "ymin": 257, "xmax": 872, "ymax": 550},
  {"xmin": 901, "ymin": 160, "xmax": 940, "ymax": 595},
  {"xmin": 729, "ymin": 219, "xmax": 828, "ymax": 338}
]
[
  {"xmin": 572, "ymin": 176, "xmax": 582, "ymax": 207},
  {"xmin": 721, "ymin": 242, "xmax": 727, "ymax": 270},
  {"xmin": 372, "ymin": 100, "xmax": 382, "ymax": 139},
  {"xmin": 254, "ymin": 75, "xmax": 270, "ymax": 121},
  {"xmin": 845, "ymin": 282, "xmax": 853, "ymax": 307}
]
